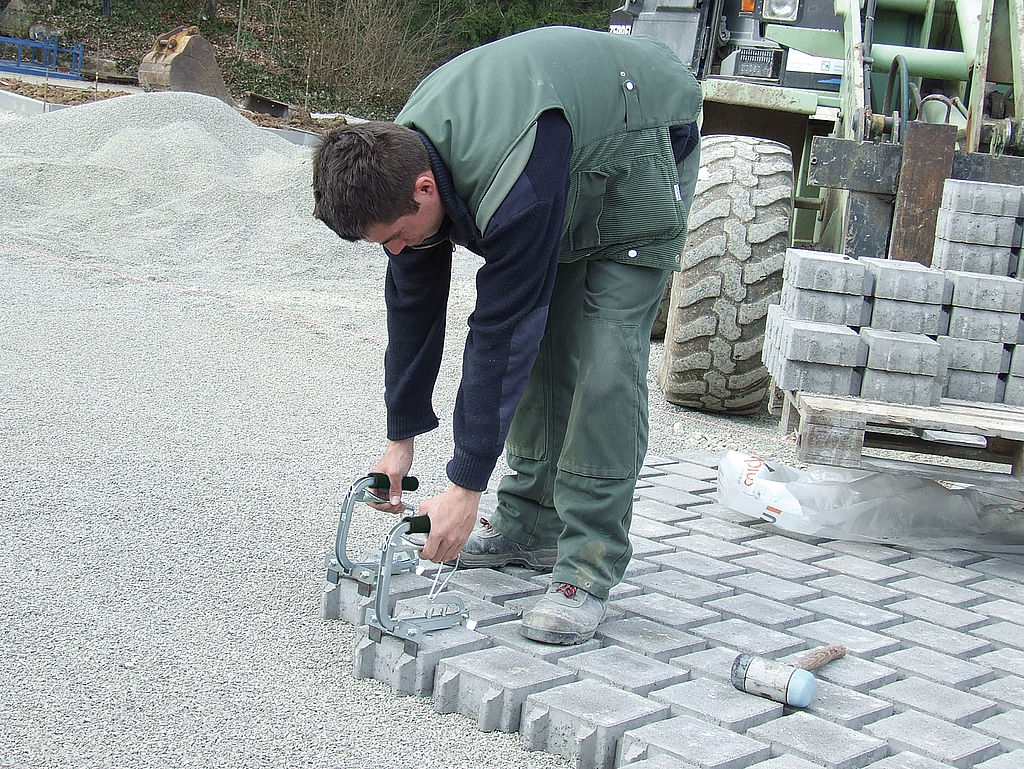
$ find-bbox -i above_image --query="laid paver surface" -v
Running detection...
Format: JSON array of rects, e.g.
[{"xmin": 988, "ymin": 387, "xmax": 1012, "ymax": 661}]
[{"xmin": 344, "ymin": 452, "xmax": 1024, "ymax": 769}]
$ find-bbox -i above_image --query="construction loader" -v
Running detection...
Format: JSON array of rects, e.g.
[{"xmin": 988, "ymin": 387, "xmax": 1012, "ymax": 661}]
[{"xmin": 611, "ymin": 0, "xmax": 1024, "ymax": 414}]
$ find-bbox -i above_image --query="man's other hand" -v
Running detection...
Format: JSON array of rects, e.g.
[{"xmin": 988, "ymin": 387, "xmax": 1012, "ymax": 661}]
[{"xmin": 418, "ymin": 484, "xmax": 482, "ymax": 563}]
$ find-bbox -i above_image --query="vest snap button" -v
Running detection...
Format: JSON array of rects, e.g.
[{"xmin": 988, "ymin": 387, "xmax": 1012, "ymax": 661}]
[
  {"xmin": 628, "ymin": 249, "xmax": 638, "ymax": 258},
  {"xmin": 625, "ymin": 81, "xmax": 635, "ymax": 90}
]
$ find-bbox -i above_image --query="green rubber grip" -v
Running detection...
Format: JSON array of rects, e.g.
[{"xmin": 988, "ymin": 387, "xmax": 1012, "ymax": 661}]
[
  {"xmin": 403, "ymin": 515, "xmax": 431, "ymax": 534},
  {"xmin": 368, "ymin": 472, "xmax": 419, "ymax": 491}
]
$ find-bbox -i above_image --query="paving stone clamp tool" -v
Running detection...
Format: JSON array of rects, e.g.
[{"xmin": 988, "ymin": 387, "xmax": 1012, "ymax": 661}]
[
  {"xmin": 364, "ymin": 511, "xmax": 472, "ymax": 652},
  {"xmin": 324, "ymin": 472, "xmax": 420, "ymax": 589}
]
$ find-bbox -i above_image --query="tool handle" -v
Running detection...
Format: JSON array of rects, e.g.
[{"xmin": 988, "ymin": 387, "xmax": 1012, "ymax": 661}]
[
  {"xmin": 795, "ymin": 643, "xmax": 847, "ymax": 671},
  {"xmin": 368, "ymin": 472, "xmax": 419, "ymax": 492},
  {"xmin": 403, "ymin": 515, "xmax": 431, "ymax": 535}
]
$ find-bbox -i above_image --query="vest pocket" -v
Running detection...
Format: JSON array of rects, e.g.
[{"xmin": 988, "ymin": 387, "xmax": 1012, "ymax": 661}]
[{"xmin": 567, "ymin": 154, "xmax": 682, "ymax": 254}]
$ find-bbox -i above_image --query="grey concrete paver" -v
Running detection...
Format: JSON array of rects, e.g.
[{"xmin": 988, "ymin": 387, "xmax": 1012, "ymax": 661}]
[{"xmin": 345, "ymin": 456, "xmax": 1024, "ymax": 769}]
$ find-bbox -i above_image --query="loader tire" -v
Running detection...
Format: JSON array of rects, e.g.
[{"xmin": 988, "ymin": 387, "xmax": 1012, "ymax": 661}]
[{"xmin": 658, "ymin": 135, "xmax": 793, "ymax": 414}]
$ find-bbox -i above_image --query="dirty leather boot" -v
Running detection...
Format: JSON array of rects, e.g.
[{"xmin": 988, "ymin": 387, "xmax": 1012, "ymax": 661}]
[
  {"xmin": 453, "ymin": 518, "xmax": 557, "ymax": 570},
  {"xmin": 520, "ymin": 582, "xmax": 608, "ymax": 645}
]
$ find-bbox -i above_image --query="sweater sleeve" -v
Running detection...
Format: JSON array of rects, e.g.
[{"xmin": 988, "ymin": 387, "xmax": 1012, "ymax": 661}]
[
  {"xmin": 445, "ymin": 110, "xmax": 572, "ymax": 490},
  {"xmin": 383, "ymin": 237, "xmax": 454, "ymax": 441}
]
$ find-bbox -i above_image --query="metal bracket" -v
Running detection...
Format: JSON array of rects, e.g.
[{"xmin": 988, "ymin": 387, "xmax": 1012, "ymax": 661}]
[
  {"xmin": 325, "ymin": 474, "xmax": 419, "ymax": 587},
  {"xmin": 364, "ymin": 516, "xmax": 469, "ymax": 652}
]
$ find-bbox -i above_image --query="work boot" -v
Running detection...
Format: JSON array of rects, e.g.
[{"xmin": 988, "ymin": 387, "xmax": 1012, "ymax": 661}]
[
  {"xmin": 520, "ymin": 582, "xmax": 607, "ymax": 645},
  {"xmin": 453, "ymin": 518, "xmax": 557, "ymax": 570}
]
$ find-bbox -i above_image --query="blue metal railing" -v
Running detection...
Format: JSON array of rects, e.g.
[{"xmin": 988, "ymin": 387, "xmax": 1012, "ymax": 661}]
[{"xmin": 0, "ymin": 34, "xmax": 83, "ymax": 80}]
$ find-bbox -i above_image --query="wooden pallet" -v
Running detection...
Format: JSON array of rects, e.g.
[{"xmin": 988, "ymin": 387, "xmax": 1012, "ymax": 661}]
[{"xmin": 779, "ymin": 390, "xmax": 1024, "ymax": 488}]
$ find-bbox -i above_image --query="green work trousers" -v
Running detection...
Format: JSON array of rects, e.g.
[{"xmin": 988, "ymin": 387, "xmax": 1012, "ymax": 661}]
[{"xmin": 488, "ymin": 258, "xmax": 670, "ymax": 599}]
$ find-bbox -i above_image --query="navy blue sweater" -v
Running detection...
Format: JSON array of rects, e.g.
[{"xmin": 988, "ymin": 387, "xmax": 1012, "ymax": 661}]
[{"xmin": 383, "ymin": 112, "xmax": 699, "ymax": 491}]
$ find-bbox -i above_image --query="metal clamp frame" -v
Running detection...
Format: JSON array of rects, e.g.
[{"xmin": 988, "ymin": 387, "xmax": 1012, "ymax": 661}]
[
  {"xmin": 325, "ymin": 473, "xmax": 420, "ymax": 586},
  {"xmin": 365, "ymin": 515, "xmax": 468, "ymax": 653}
]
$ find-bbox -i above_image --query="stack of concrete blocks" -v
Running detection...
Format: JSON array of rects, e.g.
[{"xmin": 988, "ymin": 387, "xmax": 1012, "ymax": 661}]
[
  {"xmin": 931, "ymin": 179, "xmax": 1023, "ymax": 278},
  {"xmin": 766, "ymin": 206, "xmax": 1024, "ymax": 406}
]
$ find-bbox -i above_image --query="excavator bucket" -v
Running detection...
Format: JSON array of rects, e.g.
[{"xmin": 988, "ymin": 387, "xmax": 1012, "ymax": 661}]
[{"xmin": 137, "ymin": 26, "xmax": 235, "ymax": 107}]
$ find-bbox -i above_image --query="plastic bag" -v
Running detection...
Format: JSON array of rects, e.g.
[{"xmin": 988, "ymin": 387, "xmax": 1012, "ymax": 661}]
[{"xmin": 717, "ymin": 451, "xmax": 1024, "ymax": 553}]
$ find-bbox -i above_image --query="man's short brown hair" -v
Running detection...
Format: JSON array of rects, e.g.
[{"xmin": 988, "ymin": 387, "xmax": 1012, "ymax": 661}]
[{"xmin": 312, "ymin": 121, "xmax": 431, "ymax": 241}]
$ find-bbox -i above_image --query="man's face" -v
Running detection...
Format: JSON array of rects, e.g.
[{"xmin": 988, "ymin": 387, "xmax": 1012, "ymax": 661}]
[{"xmin": 364, "ymin": 172, "xmax": 445, "ymax": 255}]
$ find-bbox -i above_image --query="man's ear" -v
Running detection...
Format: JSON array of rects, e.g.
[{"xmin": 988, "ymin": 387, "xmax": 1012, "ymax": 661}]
[{"xmin": 413, "ymin": 171, "xmax": 437, "ymax": 200}]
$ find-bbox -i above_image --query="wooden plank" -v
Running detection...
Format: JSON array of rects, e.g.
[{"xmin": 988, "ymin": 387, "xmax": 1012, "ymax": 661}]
[{"xmin": 796, "ymin": 423, "xmax": 865, "ymax": 465}]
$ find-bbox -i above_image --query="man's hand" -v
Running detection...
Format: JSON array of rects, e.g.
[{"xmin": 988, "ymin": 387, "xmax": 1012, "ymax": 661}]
[
  {"xmin": 368, "ymin": 438, "xmax": 414, "ymax": 513},
  {"xmin": 418, "ymin": 484, "xmax": 482, "ymax": 563}
]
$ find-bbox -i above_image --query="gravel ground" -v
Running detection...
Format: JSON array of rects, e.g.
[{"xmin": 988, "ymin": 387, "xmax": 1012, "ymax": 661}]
[{"xmin": 0, "ymin": 92, "xmax": 791, "ymax": 769}]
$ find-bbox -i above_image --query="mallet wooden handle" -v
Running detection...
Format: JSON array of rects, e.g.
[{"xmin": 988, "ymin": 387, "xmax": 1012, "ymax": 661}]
[{"xmin": 795, "ymin": 643, "xmax": 847, "ymax": 671}]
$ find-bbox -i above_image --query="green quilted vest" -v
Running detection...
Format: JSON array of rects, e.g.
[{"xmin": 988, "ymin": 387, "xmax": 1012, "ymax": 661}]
[{"xmin": 396, "ymin": 26, "xmax": 702, "ymax": 270}]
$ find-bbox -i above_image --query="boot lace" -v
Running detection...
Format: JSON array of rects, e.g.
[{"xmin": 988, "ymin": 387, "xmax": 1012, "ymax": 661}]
[{"xmin": 555, "ymin": 583, "xmax": 578, "ymax": 600}]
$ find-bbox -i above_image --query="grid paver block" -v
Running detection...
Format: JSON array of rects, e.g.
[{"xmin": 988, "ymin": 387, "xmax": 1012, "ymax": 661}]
[
  {"xmin": 747, "ymin": 711, "xmax": 888, "ymax": 769},
  {"xmin": 631, "ymin": 516, "xmax": 689, "ymax": 541},
  {"xmin": 934, "ymin": 208, "xmax": 1019, "ymax": 247},
  {"xmin": 597, "ymin": 617, "xmax": 706, "ymax": 662},
  {"xmin": 808, "ymin": 575, "xmax": 904, "ymax": 606},
  {"xmin": 1012, "ymin": 346, "xmax": 1024, "ymax": 376},
  {"xmin": 863, "ymin": 753, "xmax": 957, "ymax": 768},
  {"xmin": 869, "ymin": 298, "xmax": 949, "ymax": 336},
  {"xmin": 895, "ymin": 558, "xmax": 984, "ymax": 585},
  {"xmin": 932, "ymin": 236, "xmax": 1013, "ymax": 274},
  {"xmin": 945, "ymin": 369, "xmax": 1004, "ymax": 402},
  {"xmin": 1007, "ymin": 376, "xmax": 1024, "ymax": 405},
  {"xmin": 671, "ymin": 646, "xmax": 741, "ymax": 682},
  {"xmin": 630, "ymin": 534, "xmax": 675, "ymax": 559},
  {"xmin": 937, "ymin": 335, "xmax": 1011, "ymax": 374},
  {"xmin": 624, "ymin": 558, "xmax": 662, "ymax": 580},
  {"xmin": 945, "ymin": 270, "xmax": 1024, "ymax": 312},
  {"xmin": 749, "ymin": 535, "xmax": 833, "ymax": 562},
  {"xmin": 973, "ymin": 578, "xmax": 1024, "ymax": 601},
  {"xmin": 976, "ymin": 621, "xmax": 1024, "ymax": 650},
  {"xmin": 860, "ymin": 328, "xmax": 944, "ymax": 375},
  {"xmin": 632, "ymin": 569, "xmax": 734, "ymax": 604},
  {"xmin": 771, "ymin": 357, "xmax": 861, "ymax": 395},
  {"xmin": 557, "ymin": 645, "xmax": 689, "ymax": 696},
  {"xmin": 860, "ymin": 256, "xmax": 952, "ymax": 304},
  {"xmin": 706, "ymin": 593, "xmax": 814, "ymax": 629},
  {"xmin": 782, "ymin": 283, "xmax": 873, "ymax": 326},
  {"xmin": 975, "ymin": 710, "xmax": 1024, "ymax": 751},
  {"xmin": 650, "ymin": 551, "xmax": 747, "ymax": 579},
  {"xmin": 746, "ymin": 757, "xmax": 830, "ymax": 769},
  {"xmin": 802, "ymin": 678, "xmax": 893, "ymax": 729},
  {"xmin": 864, "ymin": 711, "xmax": 1003, "ymax": 768},
  {"xmin": 433, "ymin": 646, "xmax": 575, "ymax": 732},
  {"xmin": 947, "ymin": 307, "xmax": 1022, "ymax": 344},
  {"xmin": 886, "ymin": 596, "xmax": 988, "ymax": 631},
  {"xmin": 799, "ymin": 596, "xmax": 902, "ymax": 629},
  {"xmin": 723, "ymin": 573, "xmax": 823, "ymax": 603},
  {"xmin": 820, "ymin": 541, "xmax": 909, "ymax": 564},
  {"xmin": 908, "ymin": 549, "xmax": 983, "ymax": 567},
  {"xmin": 481, "ymin": 620, "xmax": 601, "ymax": 662},
  {"xmin": 858, "ymin": 368, "xmax": 942, "ymax": 406},
  {"xmin": 776, "ymin": 316, "xmax": 868, "ymax": 366},
  {"xmin": 351, "ymin": 624, "xmax": 491, "ymax": 697},
  {"xmin": 975, "ymin": 749, "xmax": 1024, "ymax": 768},
  {"xmin": 876, "ymin": 647, "xmax": 995, "ymax": 688},
  {"xmin": 664, "ymin": 533, "xmax": 756, "ymax": 560},
  {"xmin": 614, "ymin": 592, "xmax": 721, "ymax": 630},
  {"xmin": 520, "ymin": 679, "xmax": 670, "ymax": 769},
  {"xmin": 784, "ymin": 248, "xmax": 874, "ymax": 294},
  {"xmin": 887, "ymin": 576, "xmax": 986, "ymax": 607},
  {"xmin": 970, "ymin": 558, "xmax": 1024, "ymax": 583},
  {"xmin": 619, "ymin": 713, "xmax": 772, "ymax": 768},
  {"xmin": 619, "ymin": 755, "xmax": 696, "ymax": 769},
  {"xmin": 446, "ymin": 568, "xmax": 545, "ymax": 605},
  {"xmin": 734, "ymin": 553, "xmax": 828, "ymax": 582},
  {"xmin": 778, "ymin": 651, "xmax": 899, "ymax": 693},
  {"xmin": 972, "ymin": 675, "xmax": 1024, "ymax": 711},
  {"xmin": 634, "ymin": 498, "xmax": 703, "ymax": 524},
  {"xmin": 974, "ymin": 599, "xmax": 1024, "ymax": 626},
  {"xmin": 872, "ymin": 676, "xmax": 1000, "ymax": 726},
  {"xmin": 659, "ymin": 459, "xmax": 721, "ymax": 481},
  {"xmin": 941, "ymin": 178, "xmax": 1023, "ymax": 217},
  {"xmin": 320, "ymin": 570, "xmax": 433, "ymax": 624},
  {"xmin": 651, "ymin": 677, "xmax": 783, "ymax": 731},
  {"xmin": 646, "ymin": 472, "xmax": 717, "ymax": 495},
  {"xmin": 886, "ymin": 619, "xmax": 993, "ymax": 657},
  {"xmin": 692, "ymin": 619, "xmax": 807, "ymax": 656},
  {"xmin": 791, "ymin": 619, "xmax": 900, "ymax": 657},
  {"xmin": 682, "ymin": 516, "xmax": 762, "ymax": 542},
  {"xmin": 816, "ymin": 556, "xmax": 907, "ymax": 583}
]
